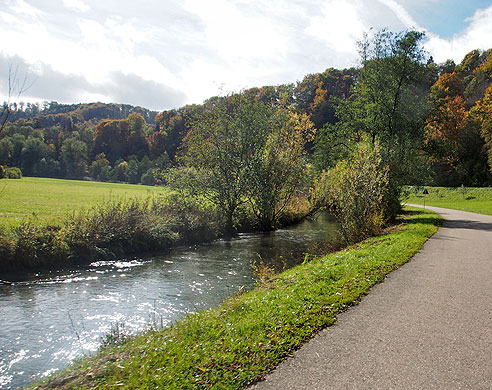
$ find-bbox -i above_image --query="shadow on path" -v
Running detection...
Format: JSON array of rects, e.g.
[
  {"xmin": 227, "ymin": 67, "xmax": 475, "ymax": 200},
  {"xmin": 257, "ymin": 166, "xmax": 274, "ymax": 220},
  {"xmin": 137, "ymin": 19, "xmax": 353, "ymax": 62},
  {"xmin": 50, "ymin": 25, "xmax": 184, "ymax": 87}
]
[{"xmin": 443, "ymin": 219, "xmax": 492, "ymax": 231}]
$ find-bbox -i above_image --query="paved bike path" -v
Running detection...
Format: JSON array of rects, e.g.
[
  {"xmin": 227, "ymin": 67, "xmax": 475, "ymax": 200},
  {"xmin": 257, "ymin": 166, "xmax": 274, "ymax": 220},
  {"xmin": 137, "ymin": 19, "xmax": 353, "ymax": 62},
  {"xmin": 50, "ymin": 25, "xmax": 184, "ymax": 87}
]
[{"xmin": 252, "ymin": 206, "xmax": 492, "ymax": 389}]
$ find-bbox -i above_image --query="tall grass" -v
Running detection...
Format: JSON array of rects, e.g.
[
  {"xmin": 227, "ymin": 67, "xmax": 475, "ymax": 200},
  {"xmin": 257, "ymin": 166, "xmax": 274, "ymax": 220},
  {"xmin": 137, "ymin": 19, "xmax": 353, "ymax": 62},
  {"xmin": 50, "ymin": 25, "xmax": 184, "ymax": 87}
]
[
  {"xmin": 0, "ymin": 190, "xmax": 312, "ymax": 274},
  {"xmin": 0, "ymin": 195, "xmax": 218, "ymax": 273}
]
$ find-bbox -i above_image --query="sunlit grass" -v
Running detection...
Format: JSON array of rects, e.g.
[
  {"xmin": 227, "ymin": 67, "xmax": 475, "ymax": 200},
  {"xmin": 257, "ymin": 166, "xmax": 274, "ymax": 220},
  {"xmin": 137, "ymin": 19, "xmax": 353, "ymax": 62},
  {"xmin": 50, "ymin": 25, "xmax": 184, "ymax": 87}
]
[
  {"xmin": 405, "ymin": 186, "xmax": 492, "ymax": 215},
  {"xmin": 0, "ymin": 177, "xmax": 167, "ymax": 227},
  {"xmin": 36, "ymin": 207, "xmax": 441, "ymax": 390}
]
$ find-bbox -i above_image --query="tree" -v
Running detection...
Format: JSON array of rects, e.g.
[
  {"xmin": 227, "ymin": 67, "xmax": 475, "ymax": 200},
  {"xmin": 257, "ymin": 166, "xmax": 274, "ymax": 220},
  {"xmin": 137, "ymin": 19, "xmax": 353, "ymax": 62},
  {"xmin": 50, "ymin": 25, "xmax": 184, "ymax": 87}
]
[
  {"xmin": 1, "ymin": 65, "xmax": 30, "ymax": 135},
  {"xmin": 248, "ymin": 110, "xmax": 315, "ymax": 230},
  {"xmin": 89, "ymin": 153, "xmax": 110, "ymax": 180},
  {"xmin": 324, "ymin": 143, "xmax": 388, "ymax": 244},
  {"xmin": 21, "ymin": 136, "xmax": 49, "ymax": 176},
  {"xmin": 474, "ymin": 83, "xmax": 492, "ymax": 173},
  {"xmin": 127, "ymin": 159, "xmax": 140, "ymax": 184},
  {"xmin": 318, "ymin": 30, "xmax": 429, "ymax": 219},
  {"xmin": 93, "ymin": 113, "xmax": 149, "ymax": 163},
  {"xmin": 422, "ymin": 71, "xmax": 490, "ymax": 185},
  {"xmin": 61, "ymin": 137, "xmax": 88, "ymax": 179},
  {"xmin": 179, "ymin": 93, "xmax": 273, "ymax": 233}
]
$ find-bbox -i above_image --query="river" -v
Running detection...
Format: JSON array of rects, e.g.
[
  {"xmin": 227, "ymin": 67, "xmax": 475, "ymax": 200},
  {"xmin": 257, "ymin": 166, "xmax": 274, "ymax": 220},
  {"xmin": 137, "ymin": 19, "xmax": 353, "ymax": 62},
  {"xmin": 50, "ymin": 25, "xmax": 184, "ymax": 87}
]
[{"xmin": 0, "ymin": 213, "xmax": 338, "ymax": 389}]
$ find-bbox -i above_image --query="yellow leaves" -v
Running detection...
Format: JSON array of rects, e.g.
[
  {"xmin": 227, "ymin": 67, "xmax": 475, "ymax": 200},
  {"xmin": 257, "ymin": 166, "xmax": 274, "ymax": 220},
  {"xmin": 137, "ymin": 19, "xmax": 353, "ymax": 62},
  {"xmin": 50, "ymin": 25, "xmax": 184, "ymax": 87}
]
[
  {"xmin": 430, "ymin": 72, "xmax": 464, "ymax": 102},
  {"xmin": 425, "ymin": 95, "xmax": 468, "ymax": 145}
]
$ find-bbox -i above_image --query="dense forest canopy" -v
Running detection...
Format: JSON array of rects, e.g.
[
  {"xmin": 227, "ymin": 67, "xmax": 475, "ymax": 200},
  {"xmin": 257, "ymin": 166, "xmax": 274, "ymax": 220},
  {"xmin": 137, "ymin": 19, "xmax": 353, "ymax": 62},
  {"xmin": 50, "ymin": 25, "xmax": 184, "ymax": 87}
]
[{"xmin": 1, "ymin": 33, "xmax": 492, "ymax": 188}]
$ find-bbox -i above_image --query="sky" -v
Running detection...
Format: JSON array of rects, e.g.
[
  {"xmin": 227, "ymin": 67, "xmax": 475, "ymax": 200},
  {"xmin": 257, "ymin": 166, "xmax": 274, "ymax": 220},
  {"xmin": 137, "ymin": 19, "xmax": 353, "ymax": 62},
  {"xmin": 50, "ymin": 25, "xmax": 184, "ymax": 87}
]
[{"xmin": 1, "ymin": 0, "xmax": 492, "ymax": 111}]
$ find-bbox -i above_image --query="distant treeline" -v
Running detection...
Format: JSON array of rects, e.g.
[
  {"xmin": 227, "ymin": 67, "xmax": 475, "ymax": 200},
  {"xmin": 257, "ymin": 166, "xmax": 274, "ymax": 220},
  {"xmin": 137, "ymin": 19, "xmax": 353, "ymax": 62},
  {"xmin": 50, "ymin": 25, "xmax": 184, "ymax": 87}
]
[{"xmin": 2, "ymin": 46, "xmax": 492, "ymax": 187}]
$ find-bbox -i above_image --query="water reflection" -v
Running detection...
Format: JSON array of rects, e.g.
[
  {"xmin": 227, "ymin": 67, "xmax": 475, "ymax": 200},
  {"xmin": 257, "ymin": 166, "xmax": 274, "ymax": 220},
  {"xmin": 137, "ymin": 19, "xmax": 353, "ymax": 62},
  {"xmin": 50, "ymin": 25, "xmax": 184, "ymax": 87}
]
[{"xmin": 0, "ymin": 213, "xmax": 338, "ymax": 389}]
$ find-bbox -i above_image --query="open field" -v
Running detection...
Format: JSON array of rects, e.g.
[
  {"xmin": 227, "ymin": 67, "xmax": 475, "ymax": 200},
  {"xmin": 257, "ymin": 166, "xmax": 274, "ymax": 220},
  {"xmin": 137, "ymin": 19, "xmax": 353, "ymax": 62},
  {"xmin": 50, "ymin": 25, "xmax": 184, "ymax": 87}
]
[
  {"xmin": 36, "ymin": 208, "xmax": 441, "ymax": 390},
  {"xmin": 0, "ymin": 177, "xmax": 167, "ymax": 227},
  {"xmin": 405, "ymin": 186, "xmax": 492, "ymax": 216}
]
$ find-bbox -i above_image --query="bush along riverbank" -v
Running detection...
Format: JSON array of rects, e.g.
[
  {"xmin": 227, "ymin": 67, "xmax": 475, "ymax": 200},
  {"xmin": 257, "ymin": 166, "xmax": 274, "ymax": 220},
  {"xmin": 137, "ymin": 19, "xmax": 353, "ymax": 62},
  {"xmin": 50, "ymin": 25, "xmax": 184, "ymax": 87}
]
[
  {"xmin": 0, "ymin": 191, "xmax": 312, "ymax": 275},
  {"xmin": 34, "ymin": 207, "xmax": 441, "ymax": 390}
]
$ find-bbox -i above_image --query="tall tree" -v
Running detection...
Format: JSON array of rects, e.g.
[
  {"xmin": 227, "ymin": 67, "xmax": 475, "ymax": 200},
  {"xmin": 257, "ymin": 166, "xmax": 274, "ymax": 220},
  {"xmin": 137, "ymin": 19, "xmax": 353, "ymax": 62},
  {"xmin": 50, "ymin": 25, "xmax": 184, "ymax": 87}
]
[
  {"xmin": 319, "ymin": 30, "xmax": 430, "ymax": 218},
  {"xmin": 179, "ymin": 93, "xmax": 273, "ymax": 233},
  {"xmin": 474, "ymin": 83, "xmax": 492, "ymax": 173},
  {"xmin": 248, "ymin": 110, "xmax": 315, "ymax": 230},
  {"xmin": 61, "ymin": 137, "xmax": 88, "ymax": 179}
]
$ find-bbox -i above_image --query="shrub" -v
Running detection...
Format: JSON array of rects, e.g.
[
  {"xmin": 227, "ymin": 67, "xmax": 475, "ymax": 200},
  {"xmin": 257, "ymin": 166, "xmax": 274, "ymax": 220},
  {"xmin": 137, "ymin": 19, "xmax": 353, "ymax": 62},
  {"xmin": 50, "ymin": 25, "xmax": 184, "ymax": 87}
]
[
  {"xmin": 5, "ymin": 167, "xmax": 22, "ymax": 179},
  {"xmin": 64, "ymin": 197, "xmax": 179, "ymax": 261},
  {"xmin": 157, "ymin": 192, "xmax": 220, "ymax": 244},
  {"xmin": 140, "ymin": 170, "xmax": 155, "ymax": 186},
  {"xmin": 324, "ymin": 143, "xmax": 389, "ymax": 244},
  {"xmin": 0, "ymin": 165, "xmax": 5, "ymax": 179},
  {"xmin": 13, "ymin": 223, "xmax": 69, "ymax": 268}
]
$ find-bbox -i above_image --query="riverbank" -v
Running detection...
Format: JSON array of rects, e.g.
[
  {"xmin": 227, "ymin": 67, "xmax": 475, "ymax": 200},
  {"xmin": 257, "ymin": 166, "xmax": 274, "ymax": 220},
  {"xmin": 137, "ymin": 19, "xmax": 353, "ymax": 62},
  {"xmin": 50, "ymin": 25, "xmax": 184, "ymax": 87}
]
[
  {"xmin": 406, "ymin": 186, "xmax": 492, "ymax": 215},
  {"xmin": 0, "ymin": 178, "xmax": 312, "ymax": 275},
  {"xmin": 35, "ymin": 207, "xmax": 441, "ymax": 389}
]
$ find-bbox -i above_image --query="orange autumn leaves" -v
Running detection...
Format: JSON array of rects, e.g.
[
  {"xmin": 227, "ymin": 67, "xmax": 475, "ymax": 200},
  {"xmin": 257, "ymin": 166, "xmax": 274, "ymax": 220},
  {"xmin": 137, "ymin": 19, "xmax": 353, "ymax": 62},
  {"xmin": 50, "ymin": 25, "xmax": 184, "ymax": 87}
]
[{"xmin": 424, "ymin": 71, "xmax": 490, "ymax": 170}]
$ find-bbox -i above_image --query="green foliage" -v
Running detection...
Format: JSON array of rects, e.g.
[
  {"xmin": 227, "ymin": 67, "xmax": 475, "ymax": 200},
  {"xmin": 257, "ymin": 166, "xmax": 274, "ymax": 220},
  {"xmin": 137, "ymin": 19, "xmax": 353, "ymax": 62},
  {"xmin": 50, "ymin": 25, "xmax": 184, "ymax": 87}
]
[
  {"xmin": 64, "ymin": 197, "xmax": 179, "ymax": 261},
  {"xmin": 158, "ymin": 191, "xmax": 220, "ymax": 244},
  {"xmin": 248, "ymin": 110, "xmax": 315, "ymax": 230},
  {"xmin": 179, "ymin": 93, "xmax": 275, "ymax": 232},
  {"xmin": 178, "ymin": 93, "xmax": 315, "ymax": 232},
  {"xmin": 322, "ymin": 143, "xmax": 389, "ymax": 244},
  {"xmin": 35, "ymin": 208, "xmax": 440, "ymax": 389},
  {"xmin": 315, "ymin": 30, "xmax": 430, "ymax": 220},
  {"xmin": 89, "ymin": 153, "xmax": 110, "ymax": 181},
  {"xmin": 0, "ymin": 164, "xmax": 5, "ymax": 178},
  {"xmin": 0, "ymin": 196, "xmax": 181, "ymax": 271},
  {"xmin": 61, "ymin": 137, "xmax": 88, "ymax": 179},
  {"xmin": 5, "ymin": 166, "xmax": 22, "ymax": 179},
  {"xmin": 140, "ymin": 170, "xmax": 155, "ymax": 186}
]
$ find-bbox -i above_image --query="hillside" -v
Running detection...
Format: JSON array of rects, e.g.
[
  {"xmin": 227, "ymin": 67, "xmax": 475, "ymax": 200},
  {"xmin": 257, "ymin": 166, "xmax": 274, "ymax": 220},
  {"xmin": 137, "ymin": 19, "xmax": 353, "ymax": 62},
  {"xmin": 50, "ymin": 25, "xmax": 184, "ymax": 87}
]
[{"xmin": 1, "ymin": 47, "xmax": 492, "ymax": 187}]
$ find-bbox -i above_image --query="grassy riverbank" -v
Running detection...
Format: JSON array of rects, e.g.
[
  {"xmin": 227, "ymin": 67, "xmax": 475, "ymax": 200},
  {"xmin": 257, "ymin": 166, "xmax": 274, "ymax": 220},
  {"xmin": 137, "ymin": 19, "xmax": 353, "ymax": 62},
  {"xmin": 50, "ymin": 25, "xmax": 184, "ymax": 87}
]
[
  {"xmin": 0, "ymin": 177, "xmax": 311, "ymax": 274},
  {"xmin": 405, "ymin": 186, "xmax": 492, "ymax": 215},
  {"xmin": 36, "ymin": 207, "xmax": 441, "ymax": 390},
  {"xmin": 0, "ymin": 177, "xmax": 165, "ymax": 227}
]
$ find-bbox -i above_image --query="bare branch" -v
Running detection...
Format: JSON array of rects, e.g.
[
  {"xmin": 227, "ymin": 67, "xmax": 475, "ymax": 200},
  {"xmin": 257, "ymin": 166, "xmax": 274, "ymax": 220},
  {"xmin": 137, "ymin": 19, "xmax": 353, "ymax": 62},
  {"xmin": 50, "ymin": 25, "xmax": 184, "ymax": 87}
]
[{"xmin": 1, "ymin": 64, "xmax": 33, "ymax": 135}]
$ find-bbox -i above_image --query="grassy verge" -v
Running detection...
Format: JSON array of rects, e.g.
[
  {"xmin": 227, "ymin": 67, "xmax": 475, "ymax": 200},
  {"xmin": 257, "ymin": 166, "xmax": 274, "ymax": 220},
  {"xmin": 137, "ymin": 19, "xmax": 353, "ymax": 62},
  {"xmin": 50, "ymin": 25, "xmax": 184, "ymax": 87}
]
[
  {"xmin": 36, "ymin": 207, "xmax": 441, "ymax": 390},
  {"xmin": 0, "ymin": 177, "xmax": 166, "ymax": 228},
  {"xmin": 405, "ymin": 186, "xmax": 492, "ymax": 215}
]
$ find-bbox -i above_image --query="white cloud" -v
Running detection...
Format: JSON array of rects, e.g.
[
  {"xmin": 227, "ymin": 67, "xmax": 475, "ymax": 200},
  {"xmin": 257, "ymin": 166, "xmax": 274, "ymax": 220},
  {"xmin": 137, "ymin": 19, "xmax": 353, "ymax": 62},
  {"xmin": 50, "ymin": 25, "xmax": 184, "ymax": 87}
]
[
  {"xmin": 8, "ymin": 0, "xmax": 43, "ymax": 17},
  {"xmin": 182, "ymin": 0, "xmax": 288, "ymax": 61},
  {"xmin": 305, "ymin": 0, "xmax": 365, "ymax": 54},
  {"xmin": 2, "ymin": 0, "xmax": 492, "ymax": 110},
  {"xmin": 62, "ymin": 0, "xmax": 90, "ymax": 13},
  {"xmin": 376, "ymin": 0, "xmax": 423, "ymax": 29},
  {"xmin": 426, "ymin": 5, "xmax": 492, "ymax": 63}
]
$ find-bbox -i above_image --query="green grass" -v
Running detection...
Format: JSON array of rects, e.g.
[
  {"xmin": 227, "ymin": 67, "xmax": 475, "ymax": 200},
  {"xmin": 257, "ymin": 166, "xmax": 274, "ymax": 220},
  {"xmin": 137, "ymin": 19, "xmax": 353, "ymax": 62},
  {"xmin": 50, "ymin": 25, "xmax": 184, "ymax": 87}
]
[
  {"xmin": 36, "ymin": 207, "xmax": 441, "ymax": 390},
  {"xmin": 405, "ymin": 186, "xmax": 492, "ymax": 215},
  {"xmin": 0, "ymin": 177, "xmax": 167, "ymax": 227}
]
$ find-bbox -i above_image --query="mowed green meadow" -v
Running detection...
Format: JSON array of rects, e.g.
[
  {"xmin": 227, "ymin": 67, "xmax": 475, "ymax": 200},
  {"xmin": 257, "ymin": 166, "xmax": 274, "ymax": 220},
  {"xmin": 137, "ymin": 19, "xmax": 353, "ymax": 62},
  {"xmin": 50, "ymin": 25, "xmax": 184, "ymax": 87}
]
[
  {"xmin": 0, "ymin": 177, "xmax": 167, "ymax": 227},
  {"xmin": 405, "ymin": 186, "xmax": 492, "ymax": 215}
]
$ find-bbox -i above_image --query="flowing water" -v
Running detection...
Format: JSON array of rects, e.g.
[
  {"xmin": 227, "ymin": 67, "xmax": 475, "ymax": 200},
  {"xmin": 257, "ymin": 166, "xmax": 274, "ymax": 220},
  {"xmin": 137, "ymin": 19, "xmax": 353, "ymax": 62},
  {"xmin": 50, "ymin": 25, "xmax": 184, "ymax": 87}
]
[{"xmin": 0, "ymin": 213, "xmax": 338, "ymax": 389}]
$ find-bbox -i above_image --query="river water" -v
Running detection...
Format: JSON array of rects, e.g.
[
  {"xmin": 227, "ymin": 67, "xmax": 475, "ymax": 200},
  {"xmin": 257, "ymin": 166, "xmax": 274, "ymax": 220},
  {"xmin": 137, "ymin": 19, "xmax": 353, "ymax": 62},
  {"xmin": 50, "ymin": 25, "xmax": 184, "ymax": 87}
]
[{"xmin": 0, "ymin": 213, "xmax": 338, "ymax": 389}]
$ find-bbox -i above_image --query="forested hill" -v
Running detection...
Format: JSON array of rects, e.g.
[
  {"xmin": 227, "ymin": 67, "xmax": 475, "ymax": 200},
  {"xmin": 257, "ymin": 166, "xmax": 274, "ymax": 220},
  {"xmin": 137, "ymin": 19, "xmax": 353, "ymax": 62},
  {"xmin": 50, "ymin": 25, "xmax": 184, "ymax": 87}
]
[
  {"xmin": 2, "ymin": 45, "xmax": 492, "ymax": 187},
  {"xmin": 6, "ymin": 101, "xmax": 158, "ymax": 126}
]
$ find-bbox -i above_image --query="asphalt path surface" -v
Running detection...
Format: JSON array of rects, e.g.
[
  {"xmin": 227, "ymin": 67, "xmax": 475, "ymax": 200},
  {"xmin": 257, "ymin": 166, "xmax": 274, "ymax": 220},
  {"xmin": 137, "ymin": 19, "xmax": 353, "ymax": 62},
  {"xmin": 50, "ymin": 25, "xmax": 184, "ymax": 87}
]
[{"xmin": 251, "ymin": 205, "xmax": 492, "ymax": 389}]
